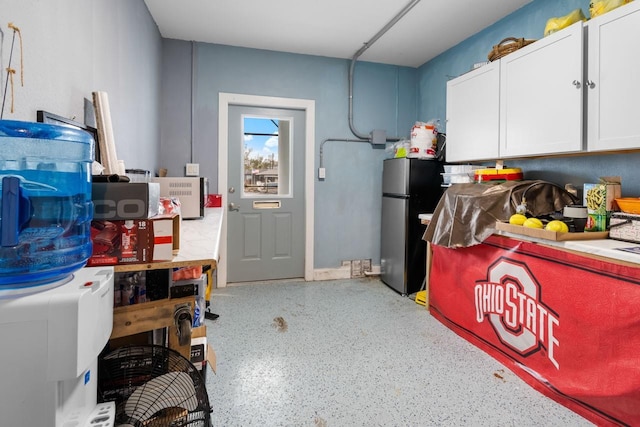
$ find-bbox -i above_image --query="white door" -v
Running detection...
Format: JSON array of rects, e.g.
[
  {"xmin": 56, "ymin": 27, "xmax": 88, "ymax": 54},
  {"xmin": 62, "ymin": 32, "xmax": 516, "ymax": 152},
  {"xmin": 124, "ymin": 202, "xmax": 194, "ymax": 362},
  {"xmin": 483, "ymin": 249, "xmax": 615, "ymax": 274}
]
[
  {"xmin": 446, "ymin": 61, "xmax": 500, "ymax": 162},
  {"xmin": 226, "ymin": 105, "xmax": 305, "ymax": 283},
  {"xmin": 500, "ymin": 21, "xmax": 584, "ymax": 158},
  {"xmin": 587, "ymin": 2, "xmax": 640, "ymax": 151}
]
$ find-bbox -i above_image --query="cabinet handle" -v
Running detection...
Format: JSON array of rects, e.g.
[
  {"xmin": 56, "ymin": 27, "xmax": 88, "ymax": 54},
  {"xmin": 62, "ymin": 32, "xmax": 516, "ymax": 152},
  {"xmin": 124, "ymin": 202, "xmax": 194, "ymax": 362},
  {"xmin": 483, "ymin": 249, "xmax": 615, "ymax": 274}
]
[
  {"xmin": 586, "ymin": 80, "xmax": 596, "ymax": 89},
  {"xmin": 572, "ymin": 80, "xmax": 581, "ymax": 89}
]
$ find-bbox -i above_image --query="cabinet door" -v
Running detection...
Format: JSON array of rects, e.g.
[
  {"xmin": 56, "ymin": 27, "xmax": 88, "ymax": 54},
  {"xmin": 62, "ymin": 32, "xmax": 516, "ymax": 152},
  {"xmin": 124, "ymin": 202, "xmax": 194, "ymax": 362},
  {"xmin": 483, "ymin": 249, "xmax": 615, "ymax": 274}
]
[
  {"xmin": 500, "ymin": 22, "xmax": 584, "ymax": 158},
  {"xmin": 587, "ymin": 2, "xmax": 640, "ymax": 152},
  {"xmin": 445, "ymin": 61, "xmax": 500, "ymax": 162}
]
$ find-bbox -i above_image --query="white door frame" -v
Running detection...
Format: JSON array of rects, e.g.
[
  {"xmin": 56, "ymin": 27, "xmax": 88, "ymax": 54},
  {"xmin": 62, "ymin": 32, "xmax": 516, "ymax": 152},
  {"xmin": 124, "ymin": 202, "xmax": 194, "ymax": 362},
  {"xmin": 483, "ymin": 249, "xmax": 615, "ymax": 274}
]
[{"xmin": 217, "ymin": 93, "xmax": 315, "ymax": 287}]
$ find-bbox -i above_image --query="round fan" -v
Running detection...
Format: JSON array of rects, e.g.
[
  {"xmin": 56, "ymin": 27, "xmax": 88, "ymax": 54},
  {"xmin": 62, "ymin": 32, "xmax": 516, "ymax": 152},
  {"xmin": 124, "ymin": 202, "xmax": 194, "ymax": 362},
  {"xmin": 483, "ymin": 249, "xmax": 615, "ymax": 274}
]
[{"xmin": 98, "ymin": 345, "xmax": 212, "ymax": 427}]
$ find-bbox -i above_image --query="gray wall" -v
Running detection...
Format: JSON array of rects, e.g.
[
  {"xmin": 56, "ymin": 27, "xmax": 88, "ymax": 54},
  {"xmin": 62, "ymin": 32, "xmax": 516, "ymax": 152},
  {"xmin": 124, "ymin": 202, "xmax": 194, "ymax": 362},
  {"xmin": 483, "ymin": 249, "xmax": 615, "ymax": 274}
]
[
  {"xmin": 159, "ymin": 41, "xmax": 419, "ymax": 269},
  {"xmin": 0, "ymin": 0, "xmax": 162, "ymax": 174},
  {"xmin": 418, "ymin": 0, "xmax": 640, "ymax": 197}
]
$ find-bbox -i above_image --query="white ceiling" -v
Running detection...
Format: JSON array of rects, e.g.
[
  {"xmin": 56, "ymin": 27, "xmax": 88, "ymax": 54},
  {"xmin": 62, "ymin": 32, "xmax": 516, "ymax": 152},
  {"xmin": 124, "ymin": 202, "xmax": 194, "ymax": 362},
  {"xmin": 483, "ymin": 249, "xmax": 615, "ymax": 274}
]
[{"xmin": 144, "ymin": 0, "xmax": 532, "ymax": 68}]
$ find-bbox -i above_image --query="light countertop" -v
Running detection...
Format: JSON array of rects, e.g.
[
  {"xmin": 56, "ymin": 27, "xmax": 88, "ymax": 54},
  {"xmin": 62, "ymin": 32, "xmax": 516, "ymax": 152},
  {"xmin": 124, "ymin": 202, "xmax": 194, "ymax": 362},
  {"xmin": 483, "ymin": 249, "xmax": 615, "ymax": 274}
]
[
  {"xmin": 494, "ymin": 230, "xmax": 640, "ymax": 267},
  {"xmin": 113, "ymin": 207, "xmax": 224, "ymax": 272},
  {"xmin": 420, "ymin": 212, "xmax": 640, "ymax": 267},
  {"xmin": 562, "ymin": 238, "xmax": 640, "ymax": 265},
  {"xmin": 176, "ymin": 207, "xmax": 223, "ymax": 264}
]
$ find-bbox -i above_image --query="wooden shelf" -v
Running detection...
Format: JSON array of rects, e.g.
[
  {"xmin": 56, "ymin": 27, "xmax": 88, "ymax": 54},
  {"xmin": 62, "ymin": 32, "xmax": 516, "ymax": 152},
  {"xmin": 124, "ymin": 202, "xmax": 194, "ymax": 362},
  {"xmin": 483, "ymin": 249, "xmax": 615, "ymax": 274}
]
[
  {"xmin": 108, "ymin": 208, "xmax": 223, "ymax": 356},
  {"xmin": 113, "ymin": 258, "xmax": 216, "ymax": 272},
  {"xmin": 111, "ymin": 295, "xmax": 194, "ymax": 339}
]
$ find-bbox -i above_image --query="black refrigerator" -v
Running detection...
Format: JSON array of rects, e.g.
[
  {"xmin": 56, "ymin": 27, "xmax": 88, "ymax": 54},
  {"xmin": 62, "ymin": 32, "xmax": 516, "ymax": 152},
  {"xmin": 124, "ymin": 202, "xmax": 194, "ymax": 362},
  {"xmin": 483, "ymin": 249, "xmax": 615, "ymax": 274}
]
[{"xmin": 380, "ymin": 158, "xmax": 443, "ymax": 295}]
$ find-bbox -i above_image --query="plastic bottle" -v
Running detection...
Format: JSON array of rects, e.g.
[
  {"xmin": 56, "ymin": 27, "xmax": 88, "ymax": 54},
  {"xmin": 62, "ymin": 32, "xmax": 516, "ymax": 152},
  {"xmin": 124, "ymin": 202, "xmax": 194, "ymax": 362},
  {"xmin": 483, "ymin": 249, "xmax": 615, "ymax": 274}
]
[
  {"xmin": 113, "ymin": 288, "xmax": 122, "ymax": 307},
  {"xmin": 119, "ymin": 278, "xmax": 132, "ymax": 306},
  {"xmin": 136, "ymin": 273, "xmax": 147, "ymax": 304},
  {"xmin": 0, "ymin": 120, "xmax": 94, "ymax": 294}
]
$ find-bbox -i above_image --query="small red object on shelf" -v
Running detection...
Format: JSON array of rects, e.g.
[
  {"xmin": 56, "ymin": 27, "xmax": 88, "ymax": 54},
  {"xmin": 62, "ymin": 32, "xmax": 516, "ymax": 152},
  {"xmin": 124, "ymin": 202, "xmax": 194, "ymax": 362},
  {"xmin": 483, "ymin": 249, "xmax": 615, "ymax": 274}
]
[{"xmin": 206, "ymin": 194, "xmax": 222, "ymax": 207}]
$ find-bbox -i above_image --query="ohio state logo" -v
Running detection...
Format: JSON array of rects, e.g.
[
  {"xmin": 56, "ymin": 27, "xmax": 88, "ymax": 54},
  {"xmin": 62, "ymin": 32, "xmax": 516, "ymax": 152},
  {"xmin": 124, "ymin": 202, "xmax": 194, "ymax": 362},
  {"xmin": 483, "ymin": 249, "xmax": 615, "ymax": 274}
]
[{"xmin": 474, "ymin": 257, "xmax": 560, "ymax": 369}]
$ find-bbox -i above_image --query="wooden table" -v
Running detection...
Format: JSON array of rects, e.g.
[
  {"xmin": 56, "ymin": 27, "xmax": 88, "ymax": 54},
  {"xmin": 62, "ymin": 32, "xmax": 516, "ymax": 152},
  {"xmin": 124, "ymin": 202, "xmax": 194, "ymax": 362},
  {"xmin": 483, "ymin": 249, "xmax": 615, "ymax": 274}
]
[{"xmin": 111, "ymin": 208, "xmax": 223, "ymax": 358}]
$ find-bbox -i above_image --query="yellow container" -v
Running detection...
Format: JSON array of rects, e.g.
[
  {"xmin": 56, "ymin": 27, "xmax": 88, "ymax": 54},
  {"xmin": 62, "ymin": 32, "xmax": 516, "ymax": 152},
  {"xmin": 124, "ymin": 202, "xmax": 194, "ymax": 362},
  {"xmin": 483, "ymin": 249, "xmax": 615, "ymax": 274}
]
[
  {"xmin": 474, "ymin": 167, "xmax": 523, "ymax": 183},
  {"xmin": 415, "ymin": 290, "xmax": 428, "ymax": 306}
]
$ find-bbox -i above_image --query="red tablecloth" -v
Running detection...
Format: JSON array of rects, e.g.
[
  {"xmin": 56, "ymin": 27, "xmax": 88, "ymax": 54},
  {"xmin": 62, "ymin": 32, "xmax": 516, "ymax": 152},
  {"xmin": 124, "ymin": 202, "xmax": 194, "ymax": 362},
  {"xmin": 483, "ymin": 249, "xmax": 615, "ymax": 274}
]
[{"xmin": 430, "ymin": 235, "xmax": 640, "ymax": 426}]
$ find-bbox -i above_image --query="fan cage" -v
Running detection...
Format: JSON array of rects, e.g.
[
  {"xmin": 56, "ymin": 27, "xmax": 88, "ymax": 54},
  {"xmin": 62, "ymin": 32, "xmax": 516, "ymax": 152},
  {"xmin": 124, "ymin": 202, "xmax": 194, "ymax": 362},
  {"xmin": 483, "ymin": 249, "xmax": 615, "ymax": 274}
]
[{"xmin": 98, "ymin": 344, "xmax": 212, "ymax": 427}]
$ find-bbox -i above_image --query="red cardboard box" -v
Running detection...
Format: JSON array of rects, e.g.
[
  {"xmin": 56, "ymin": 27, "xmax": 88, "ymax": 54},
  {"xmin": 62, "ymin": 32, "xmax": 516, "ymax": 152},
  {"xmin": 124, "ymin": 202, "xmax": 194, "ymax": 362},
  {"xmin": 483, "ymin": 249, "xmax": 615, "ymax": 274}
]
[
  {"xmin": 88, "ymin": 214, "xmax": 180, "ymax": 266},
  {"xmin": 205, "ymin": 194, "xmax": 222, "ymax": 208}
]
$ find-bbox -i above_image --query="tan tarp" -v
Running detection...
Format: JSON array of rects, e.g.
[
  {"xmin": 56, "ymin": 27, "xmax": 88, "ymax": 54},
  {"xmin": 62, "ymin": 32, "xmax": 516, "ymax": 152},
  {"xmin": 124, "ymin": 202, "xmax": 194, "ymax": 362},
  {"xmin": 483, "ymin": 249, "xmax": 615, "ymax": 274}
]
[{"xmin": 423, "ymin": 180, "xmax": 578, "ymax": 248}]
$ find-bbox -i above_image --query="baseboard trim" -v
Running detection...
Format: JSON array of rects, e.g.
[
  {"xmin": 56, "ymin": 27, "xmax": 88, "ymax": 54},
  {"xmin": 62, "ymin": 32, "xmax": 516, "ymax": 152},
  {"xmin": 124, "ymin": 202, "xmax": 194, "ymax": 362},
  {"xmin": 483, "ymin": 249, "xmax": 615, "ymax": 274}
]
[
  {"xmin": 313, "ymin": 265, "xmax": 381, "ymax": 281},
  {"xmin": 313, "ymin": 266, "xmax": 351, "ymax": 281},
  {"xmin": 219, "ymin": 266, "xmax": 382, "ymax": 287}
]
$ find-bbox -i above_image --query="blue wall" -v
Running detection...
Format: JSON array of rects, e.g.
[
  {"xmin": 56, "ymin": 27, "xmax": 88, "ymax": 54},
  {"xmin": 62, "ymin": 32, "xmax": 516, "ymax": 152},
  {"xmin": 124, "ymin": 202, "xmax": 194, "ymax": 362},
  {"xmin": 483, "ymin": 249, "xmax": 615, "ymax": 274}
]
[
  {"xmin": 418, "ymin": 0, "xmax": 640, "ymax": 197},
  {"xmin": 159, "ymin": 0, "xmax": 640, "ymax": 272},
  {"xmin": 160, "ymin": 41, "xmax": 418, "ymax": 269}
]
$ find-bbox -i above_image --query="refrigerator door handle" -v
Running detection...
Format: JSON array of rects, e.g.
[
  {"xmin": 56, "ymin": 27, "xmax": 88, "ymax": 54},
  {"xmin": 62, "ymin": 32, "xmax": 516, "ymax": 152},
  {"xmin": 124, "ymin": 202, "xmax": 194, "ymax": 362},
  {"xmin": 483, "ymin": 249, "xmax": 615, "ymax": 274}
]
[{"xmin": 382, "ymin": 193, "xmax": 410, "ymax": 199}]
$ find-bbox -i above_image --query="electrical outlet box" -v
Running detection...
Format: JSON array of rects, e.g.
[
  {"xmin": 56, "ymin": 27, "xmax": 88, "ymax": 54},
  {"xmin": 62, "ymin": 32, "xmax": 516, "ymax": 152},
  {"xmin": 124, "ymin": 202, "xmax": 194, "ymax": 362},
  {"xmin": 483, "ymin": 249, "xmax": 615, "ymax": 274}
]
[
  {"xmin": 371, "ymin": 129, "xmax": 387, "ymax": 148},
  {"xmin": 318, "ymin": 167, "xmax": 326, "ymax": 179},
  {"xmin": 185, "ymin": 163, "xmax": 200, "ymax": 176}
]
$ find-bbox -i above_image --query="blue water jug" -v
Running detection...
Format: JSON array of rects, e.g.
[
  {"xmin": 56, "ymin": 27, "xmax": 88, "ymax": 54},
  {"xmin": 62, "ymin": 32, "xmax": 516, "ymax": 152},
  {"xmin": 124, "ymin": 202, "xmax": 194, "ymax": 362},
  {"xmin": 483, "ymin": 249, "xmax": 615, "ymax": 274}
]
[{"xmin": 0, "ymin": 120, "xmax": 94, "ymax": 295}]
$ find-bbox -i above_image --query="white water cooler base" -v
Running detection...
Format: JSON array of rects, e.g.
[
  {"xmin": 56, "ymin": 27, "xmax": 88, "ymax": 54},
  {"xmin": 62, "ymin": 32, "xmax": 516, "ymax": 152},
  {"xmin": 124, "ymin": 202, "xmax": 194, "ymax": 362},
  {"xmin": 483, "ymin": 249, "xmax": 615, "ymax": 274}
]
[{"xmin": 0, "ymin": 267, "xmax": 115, "ymax": 427}]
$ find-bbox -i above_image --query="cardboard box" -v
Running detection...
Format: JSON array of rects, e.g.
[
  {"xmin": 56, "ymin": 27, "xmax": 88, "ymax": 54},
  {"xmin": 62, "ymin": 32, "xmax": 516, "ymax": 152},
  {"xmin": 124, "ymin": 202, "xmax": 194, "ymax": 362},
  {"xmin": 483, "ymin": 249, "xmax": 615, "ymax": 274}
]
[
  {"xmin": 92, "ymin": 182, "xmax": 160, "ymax": 220},
  {"xmin": 583, "ymin": 177, "xmax": 621, "ymax": 231},
  {"xmin": 584, "ymin": 177, "xmax": 622, "ymax": 214},
  {"xmin": 191, "ymin": 325, "xmax": 216, "ymax": 380},
  {"xmin": 88, "ymin": 214, "xmax": 180, "ymax": 266},
  {"xmin": 190, "ymin": 335, "xmax": 207, "ymax": 371}
]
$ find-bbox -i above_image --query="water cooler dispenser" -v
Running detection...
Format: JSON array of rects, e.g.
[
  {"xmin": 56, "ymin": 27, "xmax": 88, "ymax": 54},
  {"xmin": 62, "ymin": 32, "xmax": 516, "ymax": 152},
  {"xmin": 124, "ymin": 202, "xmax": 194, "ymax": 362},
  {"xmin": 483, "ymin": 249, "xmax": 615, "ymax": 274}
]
[
  {"xmin": 0, "ymin": 267, "xmax": 115, "ymax": 426},
  {"xmin": 0, "ymin": 120, "xmax": 115, "ymax": 426}
]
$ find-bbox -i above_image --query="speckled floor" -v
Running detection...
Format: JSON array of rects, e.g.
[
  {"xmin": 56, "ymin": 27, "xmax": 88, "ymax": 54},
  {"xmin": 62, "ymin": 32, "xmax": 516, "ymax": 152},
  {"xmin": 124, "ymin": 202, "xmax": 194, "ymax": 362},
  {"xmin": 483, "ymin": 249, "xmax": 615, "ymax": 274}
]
[{"xmin": 204, "ymin": 278, "xmax": 593, "ymax": 427}]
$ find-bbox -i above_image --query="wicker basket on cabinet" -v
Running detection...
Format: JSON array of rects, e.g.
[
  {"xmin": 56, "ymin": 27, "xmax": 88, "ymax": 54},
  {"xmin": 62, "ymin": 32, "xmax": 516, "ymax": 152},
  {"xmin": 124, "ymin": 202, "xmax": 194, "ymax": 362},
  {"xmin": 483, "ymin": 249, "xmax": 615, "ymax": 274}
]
[{"xmin": 487, "ymin": 37, "xmax": 537, "ymax": 62}]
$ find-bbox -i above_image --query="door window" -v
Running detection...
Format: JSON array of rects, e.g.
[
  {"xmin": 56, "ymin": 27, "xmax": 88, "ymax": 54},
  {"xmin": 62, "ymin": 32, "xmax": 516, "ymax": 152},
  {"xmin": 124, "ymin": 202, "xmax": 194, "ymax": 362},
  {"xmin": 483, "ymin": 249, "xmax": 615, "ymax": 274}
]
[{"xmin": 242, "ymin": 116, "xmax": 292, "ymax": 197}]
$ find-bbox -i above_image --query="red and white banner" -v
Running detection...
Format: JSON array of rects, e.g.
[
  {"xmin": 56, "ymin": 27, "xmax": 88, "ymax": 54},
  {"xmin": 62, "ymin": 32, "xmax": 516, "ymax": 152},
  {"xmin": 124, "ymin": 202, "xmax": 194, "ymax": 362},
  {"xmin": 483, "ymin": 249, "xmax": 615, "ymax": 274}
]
[{"xmin": 430, "ymin": 235, "xmax": 640, "ymax": 426}]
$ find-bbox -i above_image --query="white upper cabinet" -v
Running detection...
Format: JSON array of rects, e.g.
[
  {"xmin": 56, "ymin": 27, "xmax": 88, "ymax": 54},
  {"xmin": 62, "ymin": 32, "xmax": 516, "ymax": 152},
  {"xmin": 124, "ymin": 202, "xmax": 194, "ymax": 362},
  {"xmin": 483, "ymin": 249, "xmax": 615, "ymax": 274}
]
[
  {"xmin": 445, "ymin": 2, "xmax": 640, "ymax": 162},
  {"xmin": 499, "ymin": 21, "xmax": 584, "ymax": 158},
  {"xmin": 445, "ymin": 61, "xmax": 500, "ymax": 162},
  {"xmin": 587, "ymin": 1, "xmax": 640, "ymax": 152}
]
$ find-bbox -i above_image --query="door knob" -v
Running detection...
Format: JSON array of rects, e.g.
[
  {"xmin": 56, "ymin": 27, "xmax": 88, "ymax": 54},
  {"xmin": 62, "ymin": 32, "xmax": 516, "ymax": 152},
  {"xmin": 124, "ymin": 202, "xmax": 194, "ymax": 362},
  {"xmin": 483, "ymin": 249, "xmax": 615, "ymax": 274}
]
[
  {"xmin": 572, "ymin": 80, "xmax": 581, "ymax": 89},
  {"xmin": 586, "ymin": 80, "xmax": 596, "ymax": 89},
  {"xmin": 228, "ymin": 202, "xmax": 239, "ymax": 212}
]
